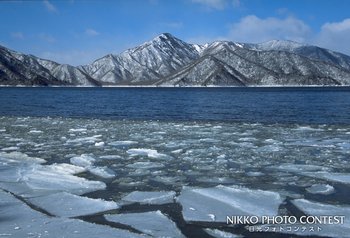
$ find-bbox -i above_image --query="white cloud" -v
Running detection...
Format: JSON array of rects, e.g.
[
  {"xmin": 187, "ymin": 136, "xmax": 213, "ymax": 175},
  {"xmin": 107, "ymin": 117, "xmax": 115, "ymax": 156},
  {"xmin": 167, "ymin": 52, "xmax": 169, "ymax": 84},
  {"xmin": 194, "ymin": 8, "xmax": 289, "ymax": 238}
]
[
  {"xmin": 39, "ymin": 33, "xmax": 56, "ymax": 43},
  {"xmin": 228, "ymin": 15, "xmax": 311, "ymax": 43},
  {"xmin": 314, "ymin": 19, "xmax": 350, "ymax": 55},
  {"xmin": 85, "ymin": 28, "xmax": 100, "ymax": 36},
  {"xmin": 232, "ymin": 0, "xmax": 240, "ymax": 8},
  {"xmin": 192, "ymin": 0, "xmax": 228, "ymax": 10},
  {"xmin": 43, "ymin": 0, "xmax": 57, "ymax": 13},
  {"xmin": 11, "ymin": 32, "xmax": 24, "ymax": 39}
]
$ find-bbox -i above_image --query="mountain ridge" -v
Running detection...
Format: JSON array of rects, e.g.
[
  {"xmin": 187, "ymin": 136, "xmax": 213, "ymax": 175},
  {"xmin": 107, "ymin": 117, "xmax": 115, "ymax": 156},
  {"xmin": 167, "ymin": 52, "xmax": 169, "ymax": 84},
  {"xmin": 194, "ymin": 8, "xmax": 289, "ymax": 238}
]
[{"xmin": 1, "ymin": 33, "xmax": 350, "ymax": 86}]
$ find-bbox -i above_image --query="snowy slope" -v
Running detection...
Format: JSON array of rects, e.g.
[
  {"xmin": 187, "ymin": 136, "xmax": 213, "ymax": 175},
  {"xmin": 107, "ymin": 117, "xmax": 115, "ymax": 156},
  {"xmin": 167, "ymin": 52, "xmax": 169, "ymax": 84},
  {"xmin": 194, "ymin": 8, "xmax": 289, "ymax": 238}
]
[
  {"xmin": 80, "ymin": 33, "xmax": 201, "ymax": 84},
  {"xmin": 1, "ymin": 33, "xmax": 350, "ymax": 86},
  {"xmin": 0, "ymin": 46, "xmax": 98, "ymax": 86}
]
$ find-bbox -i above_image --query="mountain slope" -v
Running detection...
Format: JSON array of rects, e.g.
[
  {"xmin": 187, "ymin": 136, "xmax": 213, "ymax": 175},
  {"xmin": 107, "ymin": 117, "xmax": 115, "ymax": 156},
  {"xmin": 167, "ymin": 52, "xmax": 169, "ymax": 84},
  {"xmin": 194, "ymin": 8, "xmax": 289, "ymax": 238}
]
[
  {"xmin": 0, "ymin": 46, "xmax": 98, "ymax": 86},
  {"xmin": 157, "ymin": 41, "xmax": 350, "ymax": 86},
  {"xmin": 1, "ymin": 33, "xmax": 350, "ymax": 86},
  {"xmin": 80, "ymin": 33, "xmax": 202, "ymax": 84},
  {"xmin": 247, "ymin": 40, "xmax": 350, "ymax": 71}
]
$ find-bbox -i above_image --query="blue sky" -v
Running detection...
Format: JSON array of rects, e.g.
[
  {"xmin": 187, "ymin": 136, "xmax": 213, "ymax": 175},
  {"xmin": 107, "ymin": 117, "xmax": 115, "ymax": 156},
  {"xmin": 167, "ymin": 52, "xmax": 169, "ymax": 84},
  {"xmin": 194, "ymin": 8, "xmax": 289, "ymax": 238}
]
[{"xmin": 1, "ymin": 0, "xmax": 350, "ymax": 65}]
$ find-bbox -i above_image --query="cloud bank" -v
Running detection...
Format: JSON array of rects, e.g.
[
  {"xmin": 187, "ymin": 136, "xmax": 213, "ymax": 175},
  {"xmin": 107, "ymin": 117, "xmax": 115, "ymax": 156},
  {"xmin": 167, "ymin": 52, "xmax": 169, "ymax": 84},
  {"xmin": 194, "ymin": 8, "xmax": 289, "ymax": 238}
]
[{"xmin": 225, "ymin": 15, "xmax": 350, "ymax": 55}]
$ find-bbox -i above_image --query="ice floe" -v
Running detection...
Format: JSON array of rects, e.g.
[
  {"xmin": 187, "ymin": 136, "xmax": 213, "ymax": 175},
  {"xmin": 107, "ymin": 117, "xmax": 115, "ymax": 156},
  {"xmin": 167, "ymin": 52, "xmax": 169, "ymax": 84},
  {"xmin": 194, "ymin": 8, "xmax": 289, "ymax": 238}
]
[
  {"xmin": 272, "ymin": 163, "xmax": 329, "ymax": 173},
  {"xmin": 127, "ymin": 148, "xmax": 172, "ymax": 159},
  {"xmin": 70, "ymin": 154, "xmax": 96, "ymax": 167},
  {"xmin": 121, "ymin": 191, "xmax": 176, "ymax": 205},
  {"xmin": 1, "ymin": 146, "xmax": 20, "ymax": 151},
  {"xmin": 177, "ymin": 185, "xmax": 282, "ymax": 223},
  {"xmin": 0, "ymin": 153, "xmax": 105, "ymax": 197},
  {"xmin": 99, "ymin": 155, "xmax": 122, "ymax": 160},
  {"xmin": 105, "ymin": 210, "xmax": 185, "ymax": 238},
  {"xmin": 204, "ymin": 228, "xmax": 242, "ymax": 238},
  {"xmin": 69, "ymin": 128, "xmax": 87, "ymax": 132},
  {"xmin": 21, "ymin": 164, "xmax": 106, "ymax": 195},
  {"xmin": 46, "ymin": 163, "xmax": 86, "ymax": 175},
  {"xmin": 0, "ymin": 189, "xmax": 144, "ymax": 238},
  {"xmin": 303, "ymin": 171, "xmax": 350, "ymax": 185},
  {"xmin": 70, "ymin": 154, "xmax": 115, "ymax": 178},
  {"xmin": 29, "ymin": 130, "xmax": 43, "ymax": 134},
  {"xmin": 306, "ymin": 184, "xmax": 335, "ymax": 195},
  {"xmin": 109, "ymin": 140, "xmax": 138, "ymax": 146},
  {"xmin": 0, "ymin": 151, "xmax": 46, "ymax": 164},
  {"xmin": 88, "ymin": 166, "xmax": 116, "ymax": 179},
  {"xmin": 27, "ymin": 192, "xmax": 119, "ymax": 218},
  {"xmin": 95, "ymin": 141, "xmax": 105, "ymax": 147},
  {"xmin": 276, "ymin": 199, "xmax": 350, "ymax": 237},
  {"xmin": 66, "ymin": 135, "xmax": 101, "ymax": 144}
]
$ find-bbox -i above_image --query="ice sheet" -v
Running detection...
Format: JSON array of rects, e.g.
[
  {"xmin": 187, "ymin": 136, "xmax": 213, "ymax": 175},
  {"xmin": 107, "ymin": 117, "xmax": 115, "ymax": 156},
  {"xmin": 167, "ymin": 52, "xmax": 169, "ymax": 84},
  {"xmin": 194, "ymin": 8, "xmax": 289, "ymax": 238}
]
[
  {"xmin": 109, "ymin": 140, "xmax": 138, "ymax": 146},
  {"xmin": 261, "ymin": 199, "xmax": 350, "ymax": 237},
  {"xmin": 105, "ymin": 210, "xmax": 185, "ymax": 238},
  {"xmin": 20, "ymin": 164, "xmax": 106, "ymax": 196},
  {"xmin": 70, "ymin": 154, "xmax": 115, "ymax": 178},
  {"xmin": 70, "ymin": 154, "xmax": 96, "ymax": 167},
  {"xmin": 303, "ymin": 171, "xmax": 350, "ymax": 185},
  {"xmin": 0, "ymin": 189, "xmax": 144, "ymax": 238},
  {"xmin": 306, "ymin": 184, "xmax": 335, "ymax": 195},
  {"xmin": 0, "ymin": 151, "xmax": 46, "ymax": 164},
  {"xmin": 204, "ymin": 228, "xmax": 242, "ymax": 238},
  {"xmin": 177, "ymin": 185, "xmax": 282, "ymax": 223},
  {"xmin": 122, "ymin": 191, "xmax": 176, "ymax": 205},
  {"xmin": 27, "ymin": 192, "xmax": 119, "ymax": 218},
  {"xmin": 127, "ymin": 148, "xmax": 172, "ymax": 159},
  {"xmin": 88, "ymin": 166, "xmax": 116, "ymax": 179}
]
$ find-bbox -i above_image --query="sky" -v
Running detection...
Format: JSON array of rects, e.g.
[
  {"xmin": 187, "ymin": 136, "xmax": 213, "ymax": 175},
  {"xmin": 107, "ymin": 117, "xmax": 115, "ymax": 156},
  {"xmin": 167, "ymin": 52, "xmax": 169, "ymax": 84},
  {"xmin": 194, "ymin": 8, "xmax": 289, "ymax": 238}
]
[{"xmin": 1, "ymin": 0, "xmax": 350, "ymax": 66}]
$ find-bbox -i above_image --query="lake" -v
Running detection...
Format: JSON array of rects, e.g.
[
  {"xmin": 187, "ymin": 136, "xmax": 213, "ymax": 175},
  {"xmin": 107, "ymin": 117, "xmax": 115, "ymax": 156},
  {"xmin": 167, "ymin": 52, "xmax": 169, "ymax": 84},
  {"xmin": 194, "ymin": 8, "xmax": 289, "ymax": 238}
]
[
  {"xmin": 0, "ymin": 87, "xmax": 350, "ymax": 124},
  {"xmin": 0, "ymin": 87, "xmax": 350, "ymax": 238}
]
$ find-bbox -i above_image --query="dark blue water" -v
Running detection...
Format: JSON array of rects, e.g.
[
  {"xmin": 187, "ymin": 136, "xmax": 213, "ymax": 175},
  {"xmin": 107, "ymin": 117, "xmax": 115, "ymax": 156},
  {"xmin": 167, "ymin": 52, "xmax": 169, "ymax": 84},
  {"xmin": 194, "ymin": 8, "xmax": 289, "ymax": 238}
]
[{"xmin": 0, "ymin": 87, "xmax": 350, "ymax": 124}]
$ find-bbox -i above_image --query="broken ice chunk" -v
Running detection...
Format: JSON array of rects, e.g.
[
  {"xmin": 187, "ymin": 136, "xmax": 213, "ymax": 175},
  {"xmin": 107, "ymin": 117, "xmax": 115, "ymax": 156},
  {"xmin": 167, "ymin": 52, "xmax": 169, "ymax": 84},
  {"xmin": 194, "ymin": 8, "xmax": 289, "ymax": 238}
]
[
  {"xmin": 0, "ymin": 190, "xmax": 144, "ymax": 238},
  {"xmin": 105, "ymin": 210, "xmax": 185, "ymax": 238},
  {"xmin": 303, "ymin": 171, "xmax": 350, "ymax": 185},
  {"xmin": 177, "ymin": 185, "xmax": 282, "ymax": 223},
  {"xmin": 21, "ymin": 164, "xmax": 106, "ymax": 195},
  {"xmin": 69, "ymin": 128, "xmax": 87, "ymax": 132},
  {"xmin": 273, "ymin": 163, "xmax": 328, "ymax": 173},
  {"xmin": 204, "ymin": 228, "xmax": 242, "ymax": 238},
  {"xmin": 1, "ymin": 146, "xmax": 20, "ymax": 151},
  {"xmin": 70, "ymin": 154, "xmax": 96, "ymax": 167},
  {"xmin": 27, "ymin": 192, "xmax": 119, "ymax": 218},
  {"xmin": 109, "ymin": 141, "xmax": 138, "ymax": 146},
  {"xmin": 122, "ymin": 191, "xmax": 176, "ymax": 205},
  {"xmin": 70, "ymin": 154, "xmax": 115, "ymax": 178},
  {"xmin": 127, "ymin": 148, "xmax": 172, "ymax": 159},
  {"xmin": 0, "ymin": 151, "xmax": 46, "ymax": 164},
  {"xmin": 306, "ymin": 184, "xmax": 335, "ymax": 195},
  {"xmin": 292, "ymin": 198, "xmax": 350, "ymax": 217},
  {"xmin": 259, "ymin": 199, "xmax": 350, "ymax": 237},
  {"xmin": 95, "ymin": 141, "xmax": 105, "ymax": 147},
  {"xmin": 88, "ymin": 166, "xmax": 116, "ymax": 179},
  {"xmin": 46, "ymin": 163, "xmax": 86, "ymax": 175}
]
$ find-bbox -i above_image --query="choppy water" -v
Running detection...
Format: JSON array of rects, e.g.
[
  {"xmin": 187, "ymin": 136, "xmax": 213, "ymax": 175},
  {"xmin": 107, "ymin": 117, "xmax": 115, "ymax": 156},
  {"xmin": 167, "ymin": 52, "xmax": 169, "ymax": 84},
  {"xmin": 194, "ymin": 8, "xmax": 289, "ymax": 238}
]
[
  {"xmin": 0, "ymin": 87, "xmax": 350, "ymax": 238},
  {"xmin": 0, "ymin": 87, "xmax": 350, "ymax": 124}
]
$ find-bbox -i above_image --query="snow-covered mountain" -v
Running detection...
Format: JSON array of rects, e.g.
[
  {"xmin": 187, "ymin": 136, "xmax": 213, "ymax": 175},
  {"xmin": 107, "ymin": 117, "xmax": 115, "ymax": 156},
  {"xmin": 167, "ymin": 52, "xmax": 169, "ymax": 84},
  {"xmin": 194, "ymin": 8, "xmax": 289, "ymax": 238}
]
[
  {"xmin": 79, "ymin": 33, "xmax": 202, "ymax": 84},
  {"xmin": 1, "ymin": 33, "xmax": 350, "ymax": 86},
  {"xmin": 0, "ymin": 45, "xmax": 98, "ymax": 86}
]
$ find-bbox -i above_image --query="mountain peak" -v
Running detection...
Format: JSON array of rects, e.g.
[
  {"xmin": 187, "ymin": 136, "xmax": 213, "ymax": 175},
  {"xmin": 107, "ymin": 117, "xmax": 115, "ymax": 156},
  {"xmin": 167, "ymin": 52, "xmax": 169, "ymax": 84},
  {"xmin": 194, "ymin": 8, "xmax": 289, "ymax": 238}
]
[{"xmin": 152, "ymin": 33, "xmax": 180, "ymax": 44}]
